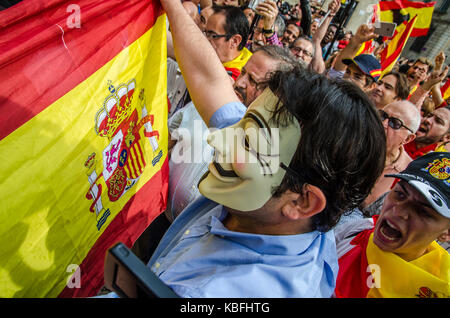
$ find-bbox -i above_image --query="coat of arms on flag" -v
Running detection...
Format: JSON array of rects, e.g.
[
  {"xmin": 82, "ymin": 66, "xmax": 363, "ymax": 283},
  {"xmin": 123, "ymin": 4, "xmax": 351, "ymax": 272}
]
[
  {"xmin": 85, "ymin": 79, "xmax": 163, "ymax": 231},
  {"xmin": 0, "ymin": 0, "xmax": 168, "ymax": 298}
]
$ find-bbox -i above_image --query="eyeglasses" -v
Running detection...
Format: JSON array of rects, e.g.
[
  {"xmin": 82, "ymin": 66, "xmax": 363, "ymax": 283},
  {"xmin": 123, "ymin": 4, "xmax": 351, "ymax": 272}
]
[
  {"xmin": 379, "ymin": 110, "xmax": 414, "ymax": 133},
  {"xmin": 290, "ymin": 46, "xmax": 313, "ymax": 58},
  {"xmin": 411, "ymin": 65, "xmax": 428, "ymax": 75},
  {"xmin": 203, "ymin": 30, "xmax": 231, "ymax": 40}
]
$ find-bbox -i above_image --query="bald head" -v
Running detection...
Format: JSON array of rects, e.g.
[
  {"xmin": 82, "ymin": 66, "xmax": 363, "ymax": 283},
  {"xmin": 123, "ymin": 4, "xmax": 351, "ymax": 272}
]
[
  {"xmin": 183, "ymin": 1, "xmax": 200, "ymax": 26},
  {"xmin": 384, "ymin": 100, "xmax": 421, "ymax": 133},
  {"xmin": 382, "ymin": 100, "xmax": 420, "ymax": 152}
]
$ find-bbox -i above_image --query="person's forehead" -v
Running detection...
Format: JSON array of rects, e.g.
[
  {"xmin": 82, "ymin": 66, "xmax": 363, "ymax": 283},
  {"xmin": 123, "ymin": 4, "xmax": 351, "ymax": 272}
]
[
  {"xmin": 384, "ymin": 103, "xmax": 411, "ymax": 121},
  {"xmin": 391, "ymin": 181, "xmax": 429, "ymax": 206},
  {"xmin": 286, "ymin": 24, "xmax": 299, "ymax": 33},
  {"xmin": 413, "ymin": 61, "xmax": 429, "ymax": 70},
  {"xmin": 294, "ymin": 38, "xmax": 313, "ymax": 50},
  {"xmin": 245, "ymin": 52, "xmax": 279, "ymax": 78},
  {"xmin": 435, "ymin": 107, "xmax": 450, "ymax": 123},
  {"xmin": 206, "ymin": 12, "xmax": 226, "ymax": 30},
  {"xmin": 328, "ymin": 25, "xmax": 337, "ymax": 32},
  {"xmin": 381, "ymin": 74, "xmax": 398, "ymax": 86}
]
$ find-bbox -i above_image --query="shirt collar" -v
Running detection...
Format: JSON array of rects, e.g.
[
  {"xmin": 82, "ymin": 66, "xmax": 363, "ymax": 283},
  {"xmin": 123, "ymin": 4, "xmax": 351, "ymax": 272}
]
[{"xmin": 208, "ymin": 209, "xmax": 323, "ymax": 255}]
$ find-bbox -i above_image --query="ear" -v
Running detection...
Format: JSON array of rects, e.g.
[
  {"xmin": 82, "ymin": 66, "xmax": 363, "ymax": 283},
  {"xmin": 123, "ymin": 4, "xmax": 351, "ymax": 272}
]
[
  {"xmin": 403, "ymin": 133, "xmax": 416, "ymax": 145},
  {"xmin": 230, "ymin": 34, "xmax": 242, "ymax": 49},
  {"xmin": 439, "ymin": 133, "xmax": 450, "ymax": 143},
  {"xmin": 437, "ymin": 229, "xmax": 450, "ymax": 243},
  {"xmin": 281, "ymin": 185, "xmax": 327, "ymax": 221},
  {"xmin": 366, "ymin": 81, "xmax": 377, "ymax": 92}
]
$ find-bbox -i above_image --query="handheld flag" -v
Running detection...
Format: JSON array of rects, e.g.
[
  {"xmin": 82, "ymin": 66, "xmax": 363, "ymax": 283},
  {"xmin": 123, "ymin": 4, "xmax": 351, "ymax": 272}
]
[
  {"xmin": 0, "ymin": 0, "xmax": 168, "ymax": 297},
  {"xmin": 378, "ymin": 0, "xmax": 436, "ymax": 37},
  {"xmin": 380, "ymin": 15, "xmax": 417, "ymax": 77}
]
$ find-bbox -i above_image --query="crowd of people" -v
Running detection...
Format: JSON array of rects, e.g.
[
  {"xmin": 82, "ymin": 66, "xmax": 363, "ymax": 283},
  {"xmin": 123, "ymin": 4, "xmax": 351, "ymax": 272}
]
[{"xmin": 121, "ymin": 0, "xmax": 450, "ymax": 298}]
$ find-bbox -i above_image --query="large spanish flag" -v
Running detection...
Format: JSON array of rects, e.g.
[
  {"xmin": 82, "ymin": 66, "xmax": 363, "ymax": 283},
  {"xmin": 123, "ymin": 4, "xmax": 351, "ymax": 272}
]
[
  {"xmin": 0, "ymin": 0, "xmax": 168, "ymax": 297},
  {"xmin": 379, "ymin": 15, "xmax": 417, "ymax": 77},
  {"xmin": 378, "ymin": 0, "xmax": 435, "ymax": 37}
]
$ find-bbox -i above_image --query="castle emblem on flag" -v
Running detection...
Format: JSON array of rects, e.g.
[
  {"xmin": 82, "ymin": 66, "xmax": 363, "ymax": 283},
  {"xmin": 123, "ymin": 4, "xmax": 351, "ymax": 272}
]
[{"xmin": 84, "ymin": 79, "xmax": 162, "ymax": 230}]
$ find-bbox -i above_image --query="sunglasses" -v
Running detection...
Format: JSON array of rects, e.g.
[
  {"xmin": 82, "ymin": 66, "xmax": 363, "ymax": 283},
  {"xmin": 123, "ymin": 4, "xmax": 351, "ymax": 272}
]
[{"xmin": 379, "ymin": 110, "xmax": 414, "ymax": 133}]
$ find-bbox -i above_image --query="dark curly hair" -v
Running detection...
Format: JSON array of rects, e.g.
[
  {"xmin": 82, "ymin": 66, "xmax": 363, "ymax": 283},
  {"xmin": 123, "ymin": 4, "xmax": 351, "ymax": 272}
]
[{"xmin": 268, "ymin": 66, "xmax": 386, "ymax": 232}]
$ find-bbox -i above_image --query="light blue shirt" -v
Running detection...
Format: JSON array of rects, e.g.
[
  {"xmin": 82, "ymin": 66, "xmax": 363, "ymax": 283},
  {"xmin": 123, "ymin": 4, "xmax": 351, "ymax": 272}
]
[{"xmin": 148, "ymin": 196, "xmax": 339, "ymax": 298}]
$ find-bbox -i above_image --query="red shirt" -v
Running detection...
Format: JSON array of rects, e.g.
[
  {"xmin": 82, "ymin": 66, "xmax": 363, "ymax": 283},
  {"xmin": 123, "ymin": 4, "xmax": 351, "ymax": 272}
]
[{"xmin": 403, "ymin": 141, "xmax": 438, "ymax": 160}]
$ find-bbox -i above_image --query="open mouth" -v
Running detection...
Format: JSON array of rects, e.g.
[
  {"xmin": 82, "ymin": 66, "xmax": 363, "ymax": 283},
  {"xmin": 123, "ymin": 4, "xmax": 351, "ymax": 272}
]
[
  {"xmin": 417, "ymin": 124, "xmax": 428, "ymax": 134},
  {"xmin": 377, "ymin": 218, "xmax": 402, "ymax": 243}
]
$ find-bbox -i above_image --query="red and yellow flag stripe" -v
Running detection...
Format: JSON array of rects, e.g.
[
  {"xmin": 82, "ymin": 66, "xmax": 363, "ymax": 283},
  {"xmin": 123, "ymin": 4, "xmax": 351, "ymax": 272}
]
[
  {"xmin": 378, "ymin": 0, "xmax": 435, "ymax": 37},
  {"xmin": 441, "ymin": 78, "xmax": 450, "ymax": 101},
  {"xmin": 380, "ymin": 15, "xmax": 417, "ymax": 77},
  {"xmin": 0, "ymin": 0, "xmax": 168, "ymax": 297}
]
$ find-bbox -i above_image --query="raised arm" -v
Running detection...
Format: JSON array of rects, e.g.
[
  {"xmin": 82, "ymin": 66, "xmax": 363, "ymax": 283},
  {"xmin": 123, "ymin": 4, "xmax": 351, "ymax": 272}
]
[
  {"xmin": 161, "ymin": 0, "xmax": 239, "ymax": 126},
  {"xmin": 309, "ymin": 0, "xmax": 340, "ymax": 73},
  {"xmin": 299, "ymin": 0, "xmax": 312, "ymax": 37},
  {"xmin": 333, "ymin": 23, "xmax": 378, "ymax": 72},
  {"xmin": 431, "ymin": 52, "xmax": 446, "ymax": 107},
  {"xmin": 409, "ymin": 66, "xmax": 449, "ymax": 110}
]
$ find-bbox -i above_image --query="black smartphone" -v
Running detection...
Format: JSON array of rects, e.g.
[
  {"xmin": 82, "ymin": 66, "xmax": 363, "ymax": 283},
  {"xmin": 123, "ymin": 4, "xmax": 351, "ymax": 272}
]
[{"xmin": 104, "ymin": 242, "xmax": 179, "ymax": 298}]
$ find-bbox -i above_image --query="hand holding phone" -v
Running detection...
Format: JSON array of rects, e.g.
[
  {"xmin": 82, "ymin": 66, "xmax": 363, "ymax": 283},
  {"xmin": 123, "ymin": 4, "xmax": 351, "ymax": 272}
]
[
  {"xmin": 374, "ymin": 21, "xmax": 396, "ymax": 38},
  {"xmin": 104, "ymin": 242, "xmax": 179, "ymax": 298}
]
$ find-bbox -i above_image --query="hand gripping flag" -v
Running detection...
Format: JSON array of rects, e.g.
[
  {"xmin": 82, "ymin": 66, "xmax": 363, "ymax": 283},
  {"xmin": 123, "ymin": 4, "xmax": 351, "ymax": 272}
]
[
  {"xmin": 0, "ymin": 0, "xmax": 168, "ymax": 297},
  {"xmin": 378, "ymin": 0, "xmax": 436, "ymax": 37},
  {"xmin": 379, "ymin": 15, "xmax": 417, "ymax": 77}
]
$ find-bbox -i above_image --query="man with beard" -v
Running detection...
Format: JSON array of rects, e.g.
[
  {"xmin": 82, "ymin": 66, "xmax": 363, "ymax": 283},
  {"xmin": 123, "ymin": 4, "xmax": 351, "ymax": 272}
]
[
  {"xmin": 404, "ymin": 106, "xmax": 450, "ymax": 159},
  {"xmin": 280, "ymin": 22, "xmax": 302, "ymax": 48},
  {"xmin": 289, "ymin": 36, "xmax": 315, "ymax": 65},
  {"xmin": 334, "ymin": 152, "xmax": 450, "ymax": 298}
]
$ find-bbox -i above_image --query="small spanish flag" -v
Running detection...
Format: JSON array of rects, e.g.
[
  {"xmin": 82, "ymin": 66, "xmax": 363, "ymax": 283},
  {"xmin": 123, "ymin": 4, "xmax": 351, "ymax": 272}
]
[
  {"xmin": 0, "ymin": 0, "xmax": 168, "ymax": 297},
  {"xmin": 378, "ymin": 0, "xmax": 436, "ymax": 37},
  {"xmin": 223, "ymin": 47, "xmax": 253, "ymax": 81},
  {"xmin": 380, "ymin": 15, "xmax": 417, "ymax": 77},
  {"xmin": 355, "ymin": 39, "xmax": 375, "ymax": 56},
  {"xmin": 441, "ymin": 78, "xmax": 450, "ymax": 101}
]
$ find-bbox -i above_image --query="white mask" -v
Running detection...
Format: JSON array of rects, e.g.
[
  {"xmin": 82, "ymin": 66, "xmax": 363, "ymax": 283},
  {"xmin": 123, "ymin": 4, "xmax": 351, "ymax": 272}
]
[{"xmin": 198, "ymin": 88, "xmax": 301, "ymax": 211}]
